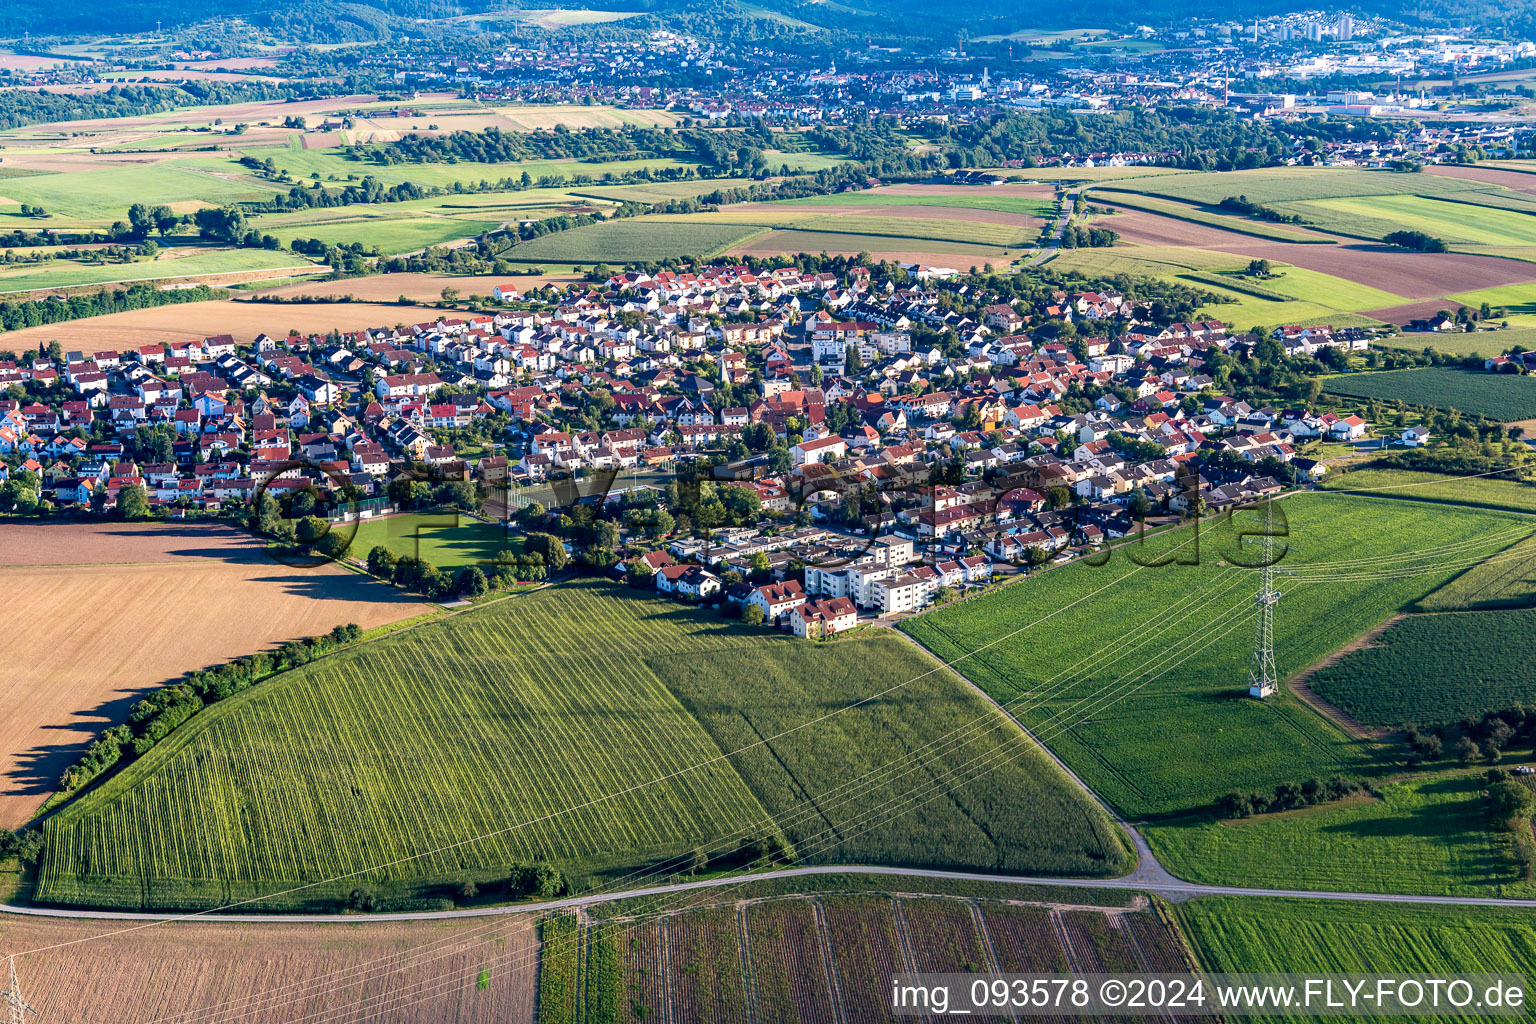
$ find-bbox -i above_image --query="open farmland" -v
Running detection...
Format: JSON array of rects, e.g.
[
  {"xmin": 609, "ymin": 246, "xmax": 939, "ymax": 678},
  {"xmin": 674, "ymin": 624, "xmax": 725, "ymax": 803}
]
[
  {"xmin": 243, "ymin": 270, "xmax": 581, "ymax": 302},
  {"xmin": 1323, "ymin": 367, "xmax": 1536, "ymax": 420},
  {"xmin": 1319, "ymin": 466, "xmax": 1536, "ymax": 515},
  {"xmin": 1304, "ymin": 610, "xmax": 1536, "ymax": 728},
  {"xmin": 0, "ymin": 158, "xmax": 277, "ymax": 230},
  {"xmin": 36, "ymin": 581, "xmax": 1127, "ymax": 911},
  {"xmin": 0, "ymin": 521, "xmax": 427, "ymax": 831},
  {"xmin": 900, "ymin": 494, "xmax": 1526, "ymax": 817},
  {"xmin": 0, "ymin": 913, "xmax": 537, "ymax": 1024},
  {"xmin": 501, "ymin": 218, "xmax": 768, "ymax": 264},
  {"xmin": 0, "ymin": 299, "xmax": 452, "ymax": 355},
  {"xmin": 731, "ymin": 229, "xmax": 1010, "ymax": 267},
  {"xmin": 1149, "ymin": 772, "xmax": 1527, "ymax": 897},
  {"xmin": 1179, "ymin": 895, "xmax": 1536, "ymax": 1013},
  {"xmin": 0, "ymin": 247, "xmax": 311, "ymax": 295},
  {"xmin": 557, "ymin": 895, "xmax": 1190, "ymax": 1024},
  {"xmin": 1418, "ymin": 532, "xmax": 1536, "ymax": 610},
  {"xmin": 1106, "ymin": 167, "xmax": 1490, "ymax": 206},
  {"xmin": 1300, "ymin": 193, "xmax": 1536, "ymax": 246},
  {"xmin": 251, "ymin": 211, "xmax": 508, "ymax": 254}
]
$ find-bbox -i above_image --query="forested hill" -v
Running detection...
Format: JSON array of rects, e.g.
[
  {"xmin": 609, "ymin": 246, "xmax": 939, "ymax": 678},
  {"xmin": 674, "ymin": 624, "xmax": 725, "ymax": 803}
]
[{"xmin": 0, "ymin": 0, "xmax": 1508, "ymax": 41}]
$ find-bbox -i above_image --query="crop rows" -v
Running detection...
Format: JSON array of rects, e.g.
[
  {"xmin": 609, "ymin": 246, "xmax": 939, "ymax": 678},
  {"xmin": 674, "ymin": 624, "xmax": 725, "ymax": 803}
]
[
  {"xmin": 615, "ymin": 921, "xmax": 665, "ymax": 1024},
  {"xmin": 1124, "ymin": 911, "xmax": 1191, "ymax": 973},
  {"xmin": 539, "ymin": 915, "xmax": 581, "ymax": 1024},
  {"xmin": 1323, "ymin": 367, "xmax": 1536, "ymax": 421},
  {"xmin": 1307, "ymin": 609, "xmax": 1536, "ymax": 728},
  {"xmin": 745, "ymin": 900, "xmax": 837, "ymax": 1024},
  {"xmin": 39, "ymin": 579, "xmax": 1128, "ymax": 910},
  {"xmin": 1419, "ymin": 532, "xmax": 1536, "ymax": 610},
  {"xmin": 1059, "ymin": 911, "xmax": 1141, "ymax": 974},
  {"xmin": 666, "ymin": 906, "xmax": 751, "ymax": 1024},
  {"xmin": 38, "ymin": 583, "xmax": 780, "ymax": 909},
  {"xmin": 902, "ymin": 494, "xmax": 1519, "ymax": 816},
  {"xmin": 898, "ymin": 897, "xmax": 990, "ymax": 973},
  {"xmin": 822, "ymin": 896, "xmax": 905, "ymax": 1023}
]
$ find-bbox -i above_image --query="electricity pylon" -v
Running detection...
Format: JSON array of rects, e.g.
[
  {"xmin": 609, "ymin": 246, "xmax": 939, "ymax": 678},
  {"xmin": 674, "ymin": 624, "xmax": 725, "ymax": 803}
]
[
  {"xmin": 1247, "ymin": 500, "xmax": 1283, "ymax": 699},
  {"xmin": 3, "ymin": 957, "xmax": 34, "ymax": 1024}
]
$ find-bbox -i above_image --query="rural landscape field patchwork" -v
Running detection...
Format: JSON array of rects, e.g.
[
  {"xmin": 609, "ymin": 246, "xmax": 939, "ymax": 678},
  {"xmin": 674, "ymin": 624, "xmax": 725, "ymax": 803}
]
[{"xmin": 8, "ymin": 0, "xmax": 1536, "ymax": 1020}]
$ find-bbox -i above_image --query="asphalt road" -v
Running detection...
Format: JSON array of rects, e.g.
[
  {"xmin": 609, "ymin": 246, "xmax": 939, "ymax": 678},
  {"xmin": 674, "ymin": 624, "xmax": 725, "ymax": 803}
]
[{"xmin": 6, "ymin": 864, "xmax": 1536, "ymax": 927}]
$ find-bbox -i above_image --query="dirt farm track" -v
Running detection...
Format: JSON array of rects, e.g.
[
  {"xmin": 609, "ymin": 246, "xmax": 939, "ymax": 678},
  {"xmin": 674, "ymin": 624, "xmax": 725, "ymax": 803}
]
[{"xmin": 0, "ymin": 522, "xmax": 427, "ymax": 829}]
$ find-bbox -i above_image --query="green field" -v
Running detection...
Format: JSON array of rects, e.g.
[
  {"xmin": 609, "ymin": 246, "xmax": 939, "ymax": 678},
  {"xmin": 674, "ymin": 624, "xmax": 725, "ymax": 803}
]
[
  {"xmin": 644, "ymin": 209, "xmax": 1037, "ymax": 247},
  {"xmin": 0, "ymin": 247, "xmax": 310, "ymax": 293},
  {"xmin": 1379, "ymin": 329, "xmax": 1526, "ymax": 359},
  {"xmin": 1323, "ymin": 367, "xmax": 1536, "ymax": 420},
  {"xmin": 1115, "ymin": 168, "xmax": 1487, "ymax": 206},
  {"xmin": 899, "ymin": 494, "xmax": 1526, "ymax": 818},
  {"xmin": 260, "ymin": 148, "xmax": 701, "ymax": 191},
  {"xmin": 1419, "ymin": 532, "xmax": 1536, "ymax": 611},
  {"xmin": 776, "ymin": 191, "xmax": 1054, "ymax": 218},
  {"xmin": 1149, "ymin": 772, "xmax": 1528, "ymax": 896},
  {"xmin": 1306, "ymin": 610, "xmax": 1536, "ymax": 729},
  {"xmin": 1180, "ymin": 895, "xmax": 1536, "ymax": 1012},
  {"xmin": 1319, "ymin": 467, "xmax": 1536, "ymax": 515},
  {"xmin": 502, "ymin": 218, "xmax": 768, "ymax": 264},
  {"xmin": 347, "ymin": 512, "xmax": 524, "ymax": 569},
  {"xmin": 0, "ymin": 157, "xmax": 274, "ymax": 228},
  {"xmin": 254, "ymin": 213, "xmax": 507, "ymax": 254},
  {"xmin": 37, "ymin": 582, "xmax": 1127, "ymax": 910},
  {"xmin": 743, "ymin": 228, "xmax": 1009, "ymax": 261},
  {"xmin": 1299, "ymin": 193, "xmax": 1536, "ymax": 246}
]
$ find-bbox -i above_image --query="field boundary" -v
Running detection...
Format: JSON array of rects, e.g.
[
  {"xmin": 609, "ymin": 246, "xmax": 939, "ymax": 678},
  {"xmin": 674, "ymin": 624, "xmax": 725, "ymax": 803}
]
[{"xmin": 1282, "ymin": 614, "xmax": 1404, "ymax": 740}]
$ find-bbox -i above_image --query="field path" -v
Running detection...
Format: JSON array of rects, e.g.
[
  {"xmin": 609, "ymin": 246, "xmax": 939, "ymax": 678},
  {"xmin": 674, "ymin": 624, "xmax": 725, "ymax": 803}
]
[{"xmin": 1283, "ymin": 614, "xmax": 1404, "ymax": 739}]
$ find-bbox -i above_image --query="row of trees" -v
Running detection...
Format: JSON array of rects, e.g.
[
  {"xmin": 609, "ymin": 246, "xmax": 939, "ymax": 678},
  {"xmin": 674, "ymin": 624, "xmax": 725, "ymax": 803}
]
[
  {"xmin": 1217, "ymin": 774, "xmax": 1373, "ymax": 818},
  {"xmin": 0, "ymin": 283, "xmax": 225, "ymax": 334}
]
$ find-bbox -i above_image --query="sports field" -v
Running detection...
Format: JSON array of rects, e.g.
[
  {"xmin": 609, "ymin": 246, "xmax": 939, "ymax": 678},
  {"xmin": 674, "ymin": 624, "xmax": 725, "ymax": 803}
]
[
  {"xmin": 37, "ymin": 581, "xmax": 1127, "ymax": 910},
  {"xmin": 900, "ymin": 494, "xmax": 1527, "ymax": 817},
  {"xmin": 349, "ymin": 513, "xmax": 523, "ymax": 568}
]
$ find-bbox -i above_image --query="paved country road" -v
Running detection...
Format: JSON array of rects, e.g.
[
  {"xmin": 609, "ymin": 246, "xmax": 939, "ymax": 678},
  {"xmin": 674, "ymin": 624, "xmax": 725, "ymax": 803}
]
[{"xmin": 6, "ymin": 865, "xmax": 1536, "ymax": 926}]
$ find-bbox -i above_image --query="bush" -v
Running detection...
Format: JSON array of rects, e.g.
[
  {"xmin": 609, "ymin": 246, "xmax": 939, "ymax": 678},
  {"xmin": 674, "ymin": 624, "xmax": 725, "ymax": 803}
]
[{"xmin": 348, "ymin": 888, "xmax": 377, "ymax": 912}]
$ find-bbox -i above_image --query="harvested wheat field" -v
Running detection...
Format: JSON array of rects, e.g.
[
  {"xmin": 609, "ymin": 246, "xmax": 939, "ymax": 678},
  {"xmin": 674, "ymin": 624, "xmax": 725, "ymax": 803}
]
[
  {"xmin": 0, "ymin": 299, "xmax": 445, "ymax": 355},
  {"xmin": 249, "ymin": 271, "xmax": 582, "ymax": 302},
  {"xmin": 0, "ymin": 914, "xmax": 537, "ymax": 1024},
  {"xmin": 0, "ymin": 522, "xmax": 427, "ymax": 828}
]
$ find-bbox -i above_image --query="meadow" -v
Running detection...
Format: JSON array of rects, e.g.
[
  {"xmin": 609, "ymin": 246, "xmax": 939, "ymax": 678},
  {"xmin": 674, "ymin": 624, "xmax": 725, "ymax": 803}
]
[
  {"xmin": 0, "ymin": 247, "xmax": 310, "ymax": 294},
  {"xmin": 1299, "ymin": 193, "xmax": 1536, "ymax": 246},
  {"xmin": 0, "ymin": 157, "xmax": 274, "ymax": 229},
  {"xmin": 261, "ymin": 147, "xmax": 703, "ymax": 191},
  {"xmin": 1179, "ymin": 894, "xmax": 1536, "ymax": 1013},
  {"xmin": 1112, "ymin": 167, "xmax": 1489, "ymax": 206},
  {"xmin": 37, "ymin": 581, "xmax": 1126, "ymax": 911},
  {"xmin": 1306, "ymin": 610, "xmax": 1536, "ymax": 728},
  {"xmin": 1418, "ymin": 532, "xmax": 1536, "ymax": 611},
  {"xmin": 1319, "ymin": 466, "xmax": 1536, "ymax": 515},
  {"xmin": 348, "ymin": 512, "xmax": 523, "ymax": 568},
  {"xmin": 1149, "ymin": 772, "xmax": 1528, "ymax": 897},
  {"xmin": 1323, "ymin": 367, "xmax": 1536, "ymax": 420},
  {"xmin": 900, "ymin": 494, "xmax": 1526, "ymax": 817},
  {"xmin": 254, "ymin": 212, "xmax": 507, "ymax": 254}
]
